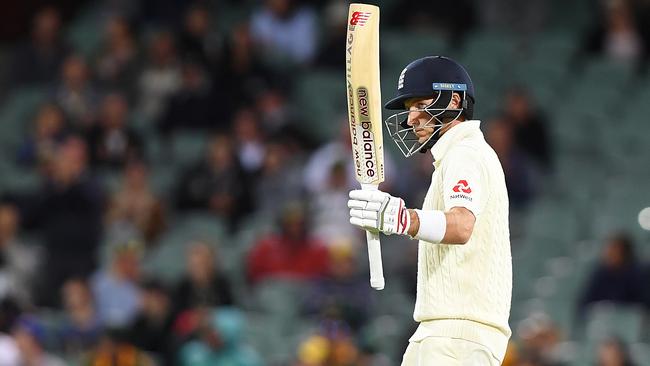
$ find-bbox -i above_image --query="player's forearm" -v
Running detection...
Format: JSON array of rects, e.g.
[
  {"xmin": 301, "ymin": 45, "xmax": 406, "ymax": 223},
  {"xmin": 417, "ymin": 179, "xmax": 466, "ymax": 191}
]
[{"xmin": 407, "ymin": 207, "xmax": 474, "ymax": 244}]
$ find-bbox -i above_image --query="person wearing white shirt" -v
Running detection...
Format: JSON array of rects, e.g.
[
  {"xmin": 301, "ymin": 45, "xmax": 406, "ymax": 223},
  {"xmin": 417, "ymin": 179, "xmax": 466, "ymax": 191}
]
[{"xmin": 348, "ymin": 56, "xmax": 512, "ymax": 365}]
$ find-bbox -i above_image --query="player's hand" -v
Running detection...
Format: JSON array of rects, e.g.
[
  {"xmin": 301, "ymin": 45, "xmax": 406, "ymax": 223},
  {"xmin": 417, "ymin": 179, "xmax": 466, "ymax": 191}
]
[{"xmin": 348, "ymin": 189, "xmax": 411, "ymax": 236}]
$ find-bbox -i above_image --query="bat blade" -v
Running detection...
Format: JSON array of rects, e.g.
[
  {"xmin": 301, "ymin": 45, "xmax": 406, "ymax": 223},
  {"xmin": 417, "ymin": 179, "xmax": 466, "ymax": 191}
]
[
  {"xmin": 346, "ymin": 3, "xmax": 385, "ymax": 187},
  {"xmin": 346, "ymin": 3, "xmax": 385, "ymax": 290}
]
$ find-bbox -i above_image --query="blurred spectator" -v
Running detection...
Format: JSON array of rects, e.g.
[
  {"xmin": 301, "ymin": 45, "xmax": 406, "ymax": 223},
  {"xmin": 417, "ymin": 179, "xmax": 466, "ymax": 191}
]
[
  {"xmin": 137, "ymin": 31, "xmax": 182, "ymax": 121},
  {"xmin": 175, "ymin": 134, "xmax": 252, "ymax": 231},
  {"xmin": 515, "ymin": 312, "xmax": 567, "ymax": 366},
  {"xmin": 578, "ymin": 233, "xmax": 644, "ymax": 315},
  {"xmin": 475, "ymin": 0, "xmax": 546, "ymax": 35},
  {"xmin": 310, "ymin": 162, "xmax": 356, "ymax": 246},
  {"xmin": 91, "ymin": 240, "xmax": 142, "ymax": 329},
  {"xmin": 0, "ymin": 297, "xmax": 22, "ymax": 334},
  {"xmin": 294, "ymin": 319, "xmax": 360, "ymax": 366},
  {"xmin": 95, "ymin": 17, "xmax": 141, "ymax": 99},
  {"xmin": 0, "ymin": 331, "xmax": 20, "ymax": 365},
  {"xmin": 0, "ymin": 204, "xmax": 41, "ymax": 306},
  {"xmin": 84, "ymin": 331, "xmax": 154, "ymax": 366},
  {"xmin": 581, "ymin": 0, "xmax": 648, "ymax": 66},
  {"xmin": 254, "ymin": 87, "xmax": 295, "ymax": 133},
  {"xmin": 302, "ymin": 242, "xmax": 371, "ymax": 332},
  {"xmin": 314, "ymin": 1, "xmax": 347, "ymax": 70},
  {"xmin": 9, "ymin": 7, "xmax": 70, "ymax": 87},
  {"xmin": 502, "ymin": 86, "xmax": 553, "ymax": 172},
  {"xmin": 303, "ymin": 123, "xmax": 397, "ymax": 195},
  {"xmin": 233, "ymin": 108, "xmax": 266, "ymax": 174},
  {"xmin": 138, "ymin": 0, "xmax": 190, "ymax": 29},
  {"xmin": 250, "ymin": 0, "xmax": 317, "ymax": 65},
  {"xmin": 396, "ymin": 151, "xmax": 435, "ymax": 207},
  {"xmin": 86, "ymin": 92, "xmax": 144, "ymax": 169},
  {"xmin": 178, "ymin": 307, "xmax": 262, "ymax": 366},
  {"xmin": 253, "ymin": 139, "xmax": 304, "ymax": 217},
  {"xmin": 173, "ymin": 242, "xmax": 234, "ymax": 316},
  {"xmin": 17, "ymin": 103, "xmax": 68, "ymax": 170},
  {"xmin": 23, "ymin": 136, "xmax": 103, "ymax": 308},
  {"xmin": 59, "ymin": 278, "xmax": 102, "ymax": 358},
  {"xmin": 54, "ymin": 55, "xmax": 99, "ymax": 129},
  {"xmin": 12, "ymin": 315, "xmax": 66, "ymax": 366},
  {"xmin": 387, "ymin": 0, "xmax": 476, "ymax": 44},
  {"xmin": 596, "ymin": 337, "xmax": 635, "ymax": 366},
  {"xmin": 126, "ymin": 279, "xmax": 175, "ymax": 365},
  {"xmin": 158, "ymin": 61, "xmax": 221, "ymax": 135},
  {"xmin": 106, "ymin": 158, "xmax": 166, "ymax": 244},
  {"xmin": 178, "ymin": 5, "xmax": 226, "ymax": 70},
  {"xmin": 485, "ymin": 118, "xmax": 535, "ymax": 209},
  {"xmin": 247, "ymin": 203, "xmax": 330, "ymax": 284},
  {"xmin": 218, "ymin": 22, "xmax": 275, "ymax": 110}
]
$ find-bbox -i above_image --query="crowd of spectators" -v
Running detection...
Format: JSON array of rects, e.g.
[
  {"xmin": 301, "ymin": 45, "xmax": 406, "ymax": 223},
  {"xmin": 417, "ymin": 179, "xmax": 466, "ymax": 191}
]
[{"xmin": 0, "ymin": 0, "xmax": 647, "ymax": 365}]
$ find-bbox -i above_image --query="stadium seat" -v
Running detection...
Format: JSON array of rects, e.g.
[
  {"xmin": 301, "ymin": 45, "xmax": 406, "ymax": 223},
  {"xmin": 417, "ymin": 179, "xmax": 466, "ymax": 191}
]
[
  {"xmin": 381, "ymin": 31, "xmax": 448, "ymax": 71},
  {"xmin": 585, "ymin": 303, "xmax": 645, "ymax": 344},
  {"xmin": 0, "ymin": 86, "xmax": 48, "ymax": 151},
  {"xmin": 0, "ymin": 166, "xmax": 42, "ymax": 195},
  {"xmin": 361, "ymin": 314, "xmax": 412, "ymax": 363},
  {"xmin": 141, "ymin": 213, "xmax": 226, "ymax": 282},
  {"xmin": 170, "ymin": 132, "xmax": 209, "ymax": 169},
  {"xmin": 293, "ymin": 70, "xmax": 346, "ymax": 142},
  {"xmin": 64, "ymin": 5, "xmax": 103, "ymax": 58}
]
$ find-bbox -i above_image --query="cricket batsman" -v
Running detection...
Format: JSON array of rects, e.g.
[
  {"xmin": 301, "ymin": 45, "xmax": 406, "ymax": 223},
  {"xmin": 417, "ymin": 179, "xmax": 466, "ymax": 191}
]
[{"xmin": 348, "ymin": 56, "xmax": 512, "ymax": 365}]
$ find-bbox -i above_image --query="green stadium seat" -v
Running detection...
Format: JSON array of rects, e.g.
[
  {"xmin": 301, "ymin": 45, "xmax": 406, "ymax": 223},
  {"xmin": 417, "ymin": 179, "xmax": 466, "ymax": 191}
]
[
  {"xmin": 381, "ymin": 31, "xmax": 448, "ymax": 70},
  {"xmin": 585, "ymin": 303, "xmax": 645, "ymax": 344},
  {"xmin": 64, "ymin": 5, "xmax": 103, "ymax": 58},
  {"xmin": 0, "ymin": 166, "xmax": 42, "ymax": 195},
  {"xmin": 244, "ymin": 310, "xmax": 316, "ymax": 364},
  {"xmin": 462, "ymin": 31, "xmax": 516, "ymax": 65},
  {"xmin": 149, "ymin": 163, "xmax": 178, "ymax": 198},
  {"xmin": 0, "ymin": 86, "xmax": 48, "ymax": 151},
  {"xmin": 141, "ymin": 213, "xmax": 226, "ymax": 282},
  {"xmin": 630, "ymin": 343, "xmax": 650, "ymax": 365},
  {"xmin": 361, "ymin": 314, "xmax": 412, "ymax": 363},
  {"xmin": 252, "ymin": 279, "xmax": 306, "ymax": 320},
  {"xmin": 579, "ymin": 58, "xmax": 636, "ymax": 91},
  {"xmin": 293, "ymin": 70, "xmax": 346, "ymax": 142},
  {"xmin": 547, "ymin": 0, "xmax": 595, "ymax": 32},
  {"xmin": 171, "ymin": 132, "xmax": 209, "ymax": 168},
  {"xmin": 529, "ymin": 31, "xmax": 578, "ymax": 64}
]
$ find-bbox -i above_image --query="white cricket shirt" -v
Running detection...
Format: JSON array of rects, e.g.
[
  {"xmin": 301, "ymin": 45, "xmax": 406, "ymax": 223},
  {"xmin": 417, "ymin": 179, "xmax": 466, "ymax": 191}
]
[{"xmin": 410, "ymin": 120, "xmax": 512, "ymax": 362}]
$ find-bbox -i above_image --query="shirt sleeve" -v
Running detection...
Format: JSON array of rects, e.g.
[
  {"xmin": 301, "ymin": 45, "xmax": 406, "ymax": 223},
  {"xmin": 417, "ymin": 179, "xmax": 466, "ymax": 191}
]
[{"xmin": 441, "ymin": 145, "xmax": 486, "ymax": 216}]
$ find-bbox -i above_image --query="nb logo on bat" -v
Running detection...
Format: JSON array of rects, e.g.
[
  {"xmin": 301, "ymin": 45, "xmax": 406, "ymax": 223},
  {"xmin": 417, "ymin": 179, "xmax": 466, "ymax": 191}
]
[
  {"xmin": 452, "ymin": 180, "xmax": 472, "ymax": 194},
  {"xmin": 349, "ymin": 11, "xmax": 371, "ymax": 26}
]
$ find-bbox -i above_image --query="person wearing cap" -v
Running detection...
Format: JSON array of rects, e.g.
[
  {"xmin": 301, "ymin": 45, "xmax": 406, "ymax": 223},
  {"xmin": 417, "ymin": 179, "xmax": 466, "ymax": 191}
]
[{"xmin": 347, "ymin": 56, "xmax": 512, "ymax": 365}]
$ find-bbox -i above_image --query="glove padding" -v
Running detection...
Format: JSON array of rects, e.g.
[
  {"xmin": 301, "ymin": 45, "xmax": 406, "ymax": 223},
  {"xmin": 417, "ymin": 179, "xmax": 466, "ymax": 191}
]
[{"xmin": 348, "ymin": 189, "xmax": 411, "ymax": 235}]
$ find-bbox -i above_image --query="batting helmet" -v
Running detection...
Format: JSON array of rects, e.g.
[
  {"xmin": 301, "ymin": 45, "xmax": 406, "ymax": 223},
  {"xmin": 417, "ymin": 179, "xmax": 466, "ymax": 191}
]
[{"xmin": 384, "ymin": 56, "xmax": 475, "ymax": 157}]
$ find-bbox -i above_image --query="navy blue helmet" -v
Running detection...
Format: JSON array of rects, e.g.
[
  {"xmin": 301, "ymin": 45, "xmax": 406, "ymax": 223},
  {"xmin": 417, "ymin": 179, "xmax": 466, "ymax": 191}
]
[{"xmin": 384, "ymin": 56, "xmax": 475, "ymax": 157}]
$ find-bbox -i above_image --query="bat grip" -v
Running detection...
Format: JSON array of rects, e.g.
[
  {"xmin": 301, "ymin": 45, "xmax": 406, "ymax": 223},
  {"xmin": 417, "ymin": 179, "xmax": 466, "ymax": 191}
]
[{"xmin": 361, "ymin": 183, "xmax": 385, "ymax": 290}]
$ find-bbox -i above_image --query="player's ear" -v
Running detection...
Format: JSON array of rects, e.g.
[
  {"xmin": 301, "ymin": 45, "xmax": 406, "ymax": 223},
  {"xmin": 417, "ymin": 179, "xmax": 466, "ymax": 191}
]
[{"xmin": 450, "ymin": 92, "xmax": 462, "ymax": 109}]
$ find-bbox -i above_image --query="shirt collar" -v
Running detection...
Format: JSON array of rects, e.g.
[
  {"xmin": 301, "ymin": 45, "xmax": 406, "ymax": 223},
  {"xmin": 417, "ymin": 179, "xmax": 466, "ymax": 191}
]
[{"xmin": 430, "ymin": 120, "xmax": 482, "ymax": 167}]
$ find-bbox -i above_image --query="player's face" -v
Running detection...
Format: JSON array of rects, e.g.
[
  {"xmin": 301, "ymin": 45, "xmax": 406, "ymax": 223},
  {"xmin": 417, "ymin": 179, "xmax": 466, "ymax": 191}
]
[{"xmin": 405, "ymin": 97, "xmax": 435, "ymax": 143}]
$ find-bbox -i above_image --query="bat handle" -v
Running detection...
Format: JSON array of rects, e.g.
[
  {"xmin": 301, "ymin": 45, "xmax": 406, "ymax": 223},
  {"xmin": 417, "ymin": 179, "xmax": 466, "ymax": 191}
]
[{"xmin": 361, "ymin": 183, "xmax": 385, "ymax": 290}]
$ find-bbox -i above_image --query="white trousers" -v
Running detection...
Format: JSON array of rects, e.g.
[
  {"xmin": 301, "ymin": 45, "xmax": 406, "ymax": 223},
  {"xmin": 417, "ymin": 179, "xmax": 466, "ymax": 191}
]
[{"xmin": 401, "ymin": 337, "xmax": 501, "ymax": 366}]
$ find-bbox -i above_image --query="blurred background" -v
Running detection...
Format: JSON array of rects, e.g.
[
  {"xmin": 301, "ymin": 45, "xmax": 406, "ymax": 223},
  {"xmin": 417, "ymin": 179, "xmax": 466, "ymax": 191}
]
[{"xmin": 0, "ymin": 0, "xmax": 649, "ymax": 365}]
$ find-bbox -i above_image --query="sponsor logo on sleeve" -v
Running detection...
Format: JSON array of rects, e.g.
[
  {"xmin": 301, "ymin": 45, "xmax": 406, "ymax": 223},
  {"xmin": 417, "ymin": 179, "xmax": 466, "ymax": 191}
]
[{"xmin": 450, "ymin": 180, "xmax": 472, "ymax": 201}]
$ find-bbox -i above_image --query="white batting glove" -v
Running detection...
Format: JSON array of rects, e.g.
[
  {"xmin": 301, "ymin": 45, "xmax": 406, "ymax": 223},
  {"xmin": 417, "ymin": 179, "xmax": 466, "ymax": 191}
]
[{"xmin": 348, "ymin": 189, "xmax": 411, "ymax": 236}]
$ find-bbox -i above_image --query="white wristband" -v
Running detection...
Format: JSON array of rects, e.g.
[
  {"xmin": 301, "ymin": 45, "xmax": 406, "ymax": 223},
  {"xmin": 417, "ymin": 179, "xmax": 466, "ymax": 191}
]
[{"xmin": 413, "ymin": 210, "xmax": 447, "ymax": 243}]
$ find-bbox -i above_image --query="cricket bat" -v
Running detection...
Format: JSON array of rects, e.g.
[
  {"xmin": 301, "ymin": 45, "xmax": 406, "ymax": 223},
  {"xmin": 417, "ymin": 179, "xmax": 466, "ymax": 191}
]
[{"xmin": 345, "ymin": 3, "xmax": 385, "ymax": 290}]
